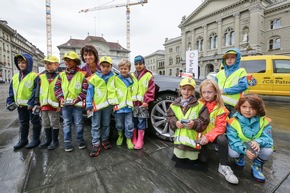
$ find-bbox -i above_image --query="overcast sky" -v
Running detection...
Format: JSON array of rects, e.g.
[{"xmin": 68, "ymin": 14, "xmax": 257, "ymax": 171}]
[{"xmin": 1, "ymin": 0, "xmax": 203, "ymax": 61}]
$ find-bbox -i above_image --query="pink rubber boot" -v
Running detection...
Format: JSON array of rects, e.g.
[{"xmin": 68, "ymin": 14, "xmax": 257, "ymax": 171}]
[
  {"xmin": 132, "ymin": 128, "xmax": 138, "ymax": 145},
  {"xmin": 134, "ymin": 130, "xmax": 145, "ymax": 150}
]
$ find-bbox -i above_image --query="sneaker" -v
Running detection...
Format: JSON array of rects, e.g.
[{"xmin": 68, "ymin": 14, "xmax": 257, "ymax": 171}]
[
  {"xmin": 78, "ymin": 141, "xmax": 87, "ymax": 149},
  {"xmin": 90, "ymin": 144, "xmax": 101, "ymax": 157},
  {"xmin": 102, "ymin": 139, "xmax": 112, "ymax": 150},
  {"xmin": 64, "ymin": 142, "xmax": 73, "ymax": 152},
  {"xmin": 234, "ymin": 155, "xmax": 245, "ymax": 167},
  {"xmin": 218, "ymin": 164, "xmax": 239, "ymax": 184}
]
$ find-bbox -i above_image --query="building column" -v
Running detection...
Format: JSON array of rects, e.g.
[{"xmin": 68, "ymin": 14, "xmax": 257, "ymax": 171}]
[
  {"xmin": 217, "ymin": 19, "xmax": 222, "ymax": 54},
  {"xmin": 249, "ymin": 4, "xmax": 264, "ymax": 50},
  {"xmin": 234, "ymin": 13, "xmax": 240, "ymax": 48},
  {"xmin": 203, "ymin": 25, "xmax": 208, "ymax": 56}
]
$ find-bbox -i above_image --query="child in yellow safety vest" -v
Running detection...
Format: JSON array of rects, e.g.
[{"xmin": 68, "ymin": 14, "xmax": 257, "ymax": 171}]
[
  {"xmin": 167, "ymin": 78, "xmax": 209, "ymax": 169},
  {"xmin": 227, "ymin": 94, "xmax": 273, "ymax": 183},
  {"xmin": 198, "ymin": 79, "xmax": 238, "ymax": 184},
  {"xmin": 86, "ymin": 56, "xmax": 117, "ymax": 157},
  {"xmin": 38, "ymin": 55, "xmax": 61, "ymax": 150},
  {"xmin": 54, "ymin": 51, "xmax": 88, "ymax": 152}
]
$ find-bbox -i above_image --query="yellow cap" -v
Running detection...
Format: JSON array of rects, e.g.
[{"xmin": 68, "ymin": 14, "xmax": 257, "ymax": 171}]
[
  {"xmin": 100, "ymin": 56, "xmax": 112, "ymax": 65},
  {"xmin": 222, "ymin": 50, "xmax": 237, "ymax": 58},
  {"xmin": 62, "ymin": 51, "xmax": 80, "ymax": 60},
  {"xmin": 179, "ymin": 78, "xmax": 196, "ymax": 88},
  {"xmin": 42, "ymin": 55, "xmax": 59, "ymax": 63}
]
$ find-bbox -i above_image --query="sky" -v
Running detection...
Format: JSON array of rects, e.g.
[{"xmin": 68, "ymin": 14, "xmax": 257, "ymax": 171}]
[{"xmin": 1, "ymin": 0, "xmax": 203, "ymax": 61}]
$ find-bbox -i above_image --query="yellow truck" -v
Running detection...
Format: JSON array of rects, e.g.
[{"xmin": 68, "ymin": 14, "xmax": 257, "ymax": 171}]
[{"xmin": 240, "ymin": 55, "xmax": 290, "ymax": 96}]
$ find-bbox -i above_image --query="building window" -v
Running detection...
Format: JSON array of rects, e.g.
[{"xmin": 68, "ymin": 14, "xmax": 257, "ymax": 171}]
[
  {"xmin": 209, "ymin": 32, "xmax": 218, "ymax": 49},
  {"xmin": 169, "ymin": 69, "xmax": 172, "ymax": 75},
  {"xmin": 169, "ymin": 48, "xmax": 173, "ymax": 53},
  {"xmin": 187, "ymin": 42, "xmax": 192, "ymax": 50},
  {"xmin": 169, "ymin": 57, "xmax": 173, "ymax": 65},
  {"xmin": 176, "ymin": 55, "xmax": 181, "ymax": 64},
  {"xmin": 224, "ymin": 27, "xmax": 234, "ymax": 46},
  {"xmin": 270, "ymin": 19, "xmax": 281, "ymax": 29},
  {"xmin": 196, "ymin": 37, "xmax": 203, "ymax": 52},
  {"xmin": 269, "ymin": 37, "xmax": 281, "ymax": 50},
  {"xmin": 176, "ymin": 46, "xmax": 180, "ymax": 52}
]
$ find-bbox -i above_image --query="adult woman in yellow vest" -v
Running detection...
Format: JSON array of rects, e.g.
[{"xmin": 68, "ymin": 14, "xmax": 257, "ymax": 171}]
[
  {"xmin": 167, "ymin": 78, "xmax": 209, "ymax": 169},
  {"xmin": 227, "ymin": 94, "xmax": 273, "ymax": 183},
  {"xmin": 54, "ymin": 51, "xmax": 88, "ymax": 152},
  {"xmin": 198, "ymin": 79, "xmax": 238, "ymax": 184},
  {"xmin": 215, "ymin": 48, "xmax": 248, "ymax": 117}
]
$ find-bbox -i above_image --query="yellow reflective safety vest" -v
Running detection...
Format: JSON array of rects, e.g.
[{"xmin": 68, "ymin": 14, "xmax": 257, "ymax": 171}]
[
  {"xmin": 170, "ymin": 101, "xmax": 205, "ymax": 150},
  {"xmin": 59, "ymin": 71, "xmax": 86, "ymax": 107},
  {"xmin": 12, "ymin": 72, "xmax": 38, "ymax": 106},
  {"xmin": 39, "ymin": 74, "xmax": 59, "ymax": 108},
  {"xmin": 131, "ymin": 72, "xmax": 152, "ymax": 102},
  {"xmin": 87, "ymin": 73, "xmax": 118, "ymax": 111},
  {"xmin": 227, "ymin": 116, "xmax": 271, "ymax": 142},
  {"xmin": 216, "ymin": 68, "xmax": 248, "ymax": 106},
  {"xmin": 114, "ymin": 76, "xmax": 133, "ymax": 111},
  {"xmin": 202, "ymin": 105, "xmax": 228, "ymax": 135}
]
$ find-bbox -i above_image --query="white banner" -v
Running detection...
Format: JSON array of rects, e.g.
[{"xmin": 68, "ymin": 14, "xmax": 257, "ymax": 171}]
[{"xmin": 186, "ymin": 50, "xmax": 199, "ymax": 79}]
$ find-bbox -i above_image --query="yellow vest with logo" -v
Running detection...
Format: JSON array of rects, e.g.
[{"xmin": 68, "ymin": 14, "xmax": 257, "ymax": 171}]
[
  {"xmin": 60, "ymin": 71, "xmax": 86, "ymax": 107},
  {"xmin": 216, "ymin": 68, "xmax": 248, "ymax": 106},
  {"xmin": 12, "ymin": 72, "xmax": 38, "ymax": 106},
  {"xmin": 170, "ymin": 101, "xmax": 204, "ymax": 149},
  {"xmin": 114, "ymin": 76, "xmax": 133, "ymax": 111},
  {"xmin": 87, "ymin": 73, "xmax": 118, "ymax": 111},
  {"xmin": 39, "ymin": 74, "xmax": 59, "ymax": 108},
  {"xmin": 131, "ymin": 72, "xmax": 152, "ymax": 102},
  {"xmin": 227, "ymin": 116, "xmax": 271, "ymax": 141},
  {"xmin": 202, "ymin": 105, "xmax": 228, "ymax": 135}
]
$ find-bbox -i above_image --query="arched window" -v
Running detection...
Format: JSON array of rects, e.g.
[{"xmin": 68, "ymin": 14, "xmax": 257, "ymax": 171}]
[
  {"xmin": 209, "ymin": 32, "xmax": 218, "ymax": 49},
  {"xmin": 224, "ymin": 27, "xmax": 234, "ymax": 46},
  {"xmin": 269, "ymin": 37, "xmax": 281, "ymax": 50},
  {"xmin": 169, "ymin": 69, "xmax": 172, "ymax": 75},
  {"xmin": 196, "ymin": 37, "xmax": 203, "ymax": 51},
  {"xmin": 188, "ymin": 42, "xmax": 192, "ymax": 50},
  {"xmin": 169, "ymin": 57, "xmax": 173, "ymax": 65}
]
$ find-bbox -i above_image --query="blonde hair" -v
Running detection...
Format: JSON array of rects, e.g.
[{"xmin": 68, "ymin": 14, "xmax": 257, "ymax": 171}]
[
  {"xmin": 118, "ymin": 59, "xmax": 131, "ymax": 70},
  {"xmin": 199, "ymin": 79, "xmax": 224, "ymax": 108}
]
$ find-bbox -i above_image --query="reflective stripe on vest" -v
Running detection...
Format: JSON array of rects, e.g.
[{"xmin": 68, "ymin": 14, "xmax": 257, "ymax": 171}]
[
  {"xmin": 60, "ymin": 71, "xmax": 86, "ymax": 107},
  {"xmin": 216, "ymin": 68, "xmax": 248, "ymax": 106},
  {"xmin": 39, "ymin": 74, "xmax": 59, "ymax": 108},
  {"xmin": 227, "ymin": 116, "xmax": 271, "ymax": 142},
  {"xmin": 131, "ymin": 72, "xmax": 152, "ymax": 102},
  {"xmin": 12, "ymin": 72, "xmax": 38, "ymax": 106},
  {"xmin": 170, "ymin": 101, "xmax": 204, "ymax": 149},
  {"xmin": 114, "ymin": 76, "xmax": 134, "ymax": 111}
]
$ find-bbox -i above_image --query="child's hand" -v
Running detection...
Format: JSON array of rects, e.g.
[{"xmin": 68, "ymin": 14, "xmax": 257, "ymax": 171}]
[
  {"xmin": 86, "ymin": 109, "xmax": 92, "ymax": 115},
  {"xmin": 176, "ymin": 121, "xmax": 184, "ymax": 129},
  {"xmin": 251, "ymin": 141, "xmax": 260, "ymax": 153},
  {"xmin": 246, "ymin": 149, "xmax": 257, "ymax": 160},
  {"xmin": 27, "ymin": 105, "xmax": 33, "ymax": 110},
  {"xmin": 60, "ymin": 98, "xmax": 65, "ymax": 107},
  {"xmin": 186, "ymin": 120, "xmax": 194, "ymax": 129},
  {"xmin": 73, "ymin": 98, "xmax": 80, "ymax": 105},
  {"xmin": 141, "ymin": 103, "xmax": 148, "ymax": 108},
  {"xmin": 200, "ymin": 135, "xmax": 209, "ymax": 145},
  {"xmin": 56, "ymin": 107, "xmax": 61, "ymax": 112}
]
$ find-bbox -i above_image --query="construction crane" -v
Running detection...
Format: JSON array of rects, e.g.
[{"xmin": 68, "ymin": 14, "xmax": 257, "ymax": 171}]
[
  {"xmin": 79, "ymin": 0, "xmax": 148, "ymax": 51},
  {"xmin": 45, "ymin": 0, "xmax": 52, "ymax": 56}
]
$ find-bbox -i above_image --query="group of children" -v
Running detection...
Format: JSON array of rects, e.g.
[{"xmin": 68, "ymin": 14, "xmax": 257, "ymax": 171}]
[
  {"xmin": 6, "ymin": 47, "xmax": 273, "ymax": 185},
  {"xmin": 167, "ymin": 48, "xmax": 273, "ymax": 184}
]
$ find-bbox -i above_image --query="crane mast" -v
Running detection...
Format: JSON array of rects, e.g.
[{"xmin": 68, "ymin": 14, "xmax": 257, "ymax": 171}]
[
  {"xmin": 79, "ymin": 0, "xmax": 148, "ymax": 52},
  {"xmin": 45, "ymin": 0, "xmax": 52, "ymax": 56}
]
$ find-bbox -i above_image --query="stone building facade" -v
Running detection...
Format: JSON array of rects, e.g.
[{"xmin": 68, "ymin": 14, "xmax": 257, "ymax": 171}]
[
  {"xmin": 0, "ymin": 20, "xmax": 45, "ymax": 82},
  {"xmin": 57, "ymin": 36, "xmax": 129, "ymax": 66},
  {"xmin": 164, "ymin": 0, "xmax": 290, "ymax": 79},
  {"xmin": 144, "ymin": 50, "xmax": 165, "ymax": 75}
]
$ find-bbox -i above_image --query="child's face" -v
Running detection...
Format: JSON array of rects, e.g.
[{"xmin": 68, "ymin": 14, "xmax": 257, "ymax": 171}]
[
  {"xmin": 240, "ymin": 101, "xmax": 257, "ymax": 118},
  {"xmin": 83, "ymin": 51, "xmax": 95, "ymax": 65},
  {"xmin": 45, "ymin": 62, "xmax": 59, "ymax": 73},
  {"xmin": 119, "ymin": 65, "xmax": 130, "ymax": 77},
  {"xmin": 134, "ymin": 62, "xmax": 145, "ymax": 73},
  {"xmin": 201, "ymin": 84, "xmax": 216, "ymax": 102},
  {"xmin": 64, "ymin": 59, "xmax": 77, "ymax": 69},
  {"xmin": 100, "ymin": 62, "xmax": 112, "ymax": 75},
  {"xmin": 180, "ymin": 85, "xmax": 194, "ymax": 100},
  {"xmin": 18, "ymin": 58, "xmax": 27, "ymax": 71},
  {"xmin": 225, "ymin": 54, "xmax": 237, "ymax": 66}
]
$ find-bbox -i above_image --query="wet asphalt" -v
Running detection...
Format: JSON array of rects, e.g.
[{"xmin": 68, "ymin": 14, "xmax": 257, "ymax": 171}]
[{"xmin": 0, "ymin": 83, "xmax": 290, "ymax": 193}]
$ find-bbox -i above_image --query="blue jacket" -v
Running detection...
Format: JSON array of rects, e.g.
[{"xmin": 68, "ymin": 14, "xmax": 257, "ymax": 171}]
[
  {"xmin": 6, "ymin": 53, "xmax": 39, "ymax": 107},
  {"xmin": 215, "ymin": 48, "xmax": 248, "ymax": 95},
  {"xmin": 227, "ymin": 112, "xmax": 273, "ymax": 155}
]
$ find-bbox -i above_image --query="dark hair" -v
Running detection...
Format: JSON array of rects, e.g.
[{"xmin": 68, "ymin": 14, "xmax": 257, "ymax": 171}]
[
  {"xmin": 234, "ymin": 94, "xmax": 266, "ymax": 116},
  {"xmin": 80, "ymin": 45, "xmax": 99, "ymax": 64}
]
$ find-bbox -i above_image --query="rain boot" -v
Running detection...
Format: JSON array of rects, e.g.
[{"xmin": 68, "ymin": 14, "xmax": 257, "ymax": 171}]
[
  {"xmin": 48, "ymin": 129, "xmax": 59, "ymax": 150},
  {"xmin": 39, "ymin": 128, "xmax": 52, "ymax": 148},
  {"xmin": 126, "ymin": 138, "xmax": 134, "ymax": 150},
  {"xmin": 134, "ymin": 130, "xmax": 145, "ymax": 150},
  {"xmin": 251, "ymin": 158, "xmax": 266, "ymax": 183},
  {"xmin": 14, "ymin": 125, "xmax": 29, "ymax": 149},
  {"xmin": 234, "ymin": 154, "xmax": 245, "ymax": 167},
  {"xmin": 116, "ymin": 131, "xmax": 124, "ymax": 146},
  {"xmin": 132, "ymin": 128, "xmax": 137, "ymax": 145},
  {"xmin": 26, "ymin": 126, "xmax": 41, "ymax": 149}
]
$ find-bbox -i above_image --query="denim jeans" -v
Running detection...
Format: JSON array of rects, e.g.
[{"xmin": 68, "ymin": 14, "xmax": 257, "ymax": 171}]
[
  {"xmin": 62, "ymin": 106, "xmax": 84, "ymax": 143},
  {"xmin": 91, "ymin": 105, "xmax": 113, "ymax": 145},
  {"xmin": 133, "ymin": 117, "xmax": 147, "ymax": 130},
  {"xmin": 115, "ymin": 112, "xmax": 134, "ymax": 138}
]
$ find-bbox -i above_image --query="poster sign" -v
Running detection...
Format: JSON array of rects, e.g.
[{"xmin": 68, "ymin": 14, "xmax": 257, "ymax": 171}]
[{"xmin": 186, "ymin": 50, "xmax": 198, "ymax": 79}]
